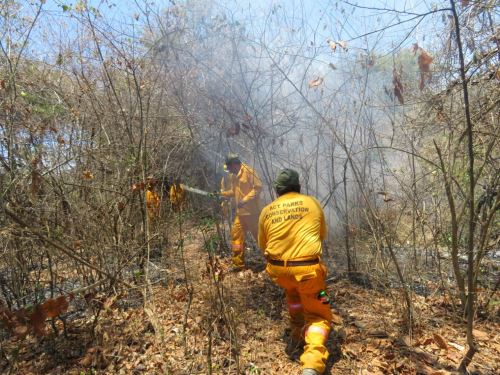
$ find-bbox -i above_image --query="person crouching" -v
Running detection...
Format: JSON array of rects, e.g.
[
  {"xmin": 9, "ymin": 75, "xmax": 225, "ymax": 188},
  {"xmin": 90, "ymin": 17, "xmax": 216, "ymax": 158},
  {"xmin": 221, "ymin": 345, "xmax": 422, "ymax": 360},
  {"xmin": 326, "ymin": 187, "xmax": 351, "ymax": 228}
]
[{"xmin": 258, "ymin": 169, "xmax": 333, "ymax": 375}]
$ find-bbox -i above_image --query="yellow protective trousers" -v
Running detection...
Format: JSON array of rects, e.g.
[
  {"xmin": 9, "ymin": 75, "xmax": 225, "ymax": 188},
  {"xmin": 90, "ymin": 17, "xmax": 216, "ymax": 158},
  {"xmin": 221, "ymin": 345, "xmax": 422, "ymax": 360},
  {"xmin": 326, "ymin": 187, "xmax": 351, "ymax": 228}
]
[
  {"xmin": 266, "ymin": 262, "xmax": 332, "ymax": 374},
  {"xmin": 231, "ymin": 214, "xmax": 258, "ymax": 268}
]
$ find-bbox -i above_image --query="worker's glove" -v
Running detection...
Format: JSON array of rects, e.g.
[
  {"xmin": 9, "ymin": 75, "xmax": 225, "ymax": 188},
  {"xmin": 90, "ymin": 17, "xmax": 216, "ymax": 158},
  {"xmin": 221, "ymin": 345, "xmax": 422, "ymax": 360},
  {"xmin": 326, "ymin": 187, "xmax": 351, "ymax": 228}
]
[{"xmin": 208, "ymin": 191, "xmax": 220, "ymax": 199}]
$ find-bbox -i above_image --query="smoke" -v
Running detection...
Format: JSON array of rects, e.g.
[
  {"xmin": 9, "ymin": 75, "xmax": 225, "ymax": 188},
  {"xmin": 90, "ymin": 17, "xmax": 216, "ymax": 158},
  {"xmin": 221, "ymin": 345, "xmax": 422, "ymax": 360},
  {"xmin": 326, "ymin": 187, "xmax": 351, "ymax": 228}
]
[{"xmin": 141, "ymin": 0, "xmax": 424, "ymax": 236}]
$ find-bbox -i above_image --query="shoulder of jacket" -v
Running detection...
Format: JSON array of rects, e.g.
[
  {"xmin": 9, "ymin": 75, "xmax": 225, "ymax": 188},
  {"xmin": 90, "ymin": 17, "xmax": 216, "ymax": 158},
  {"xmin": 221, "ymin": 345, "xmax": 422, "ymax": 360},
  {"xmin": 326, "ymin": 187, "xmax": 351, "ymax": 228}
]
[
  {"xmin": 309, "ymin": 196, "xmax": 324, "ymax": 211},
  {"xmin": 300, "ymin": 194, "xmax": 317, "ymax": 204},
  {"xmin": 242, "ymin": 163, "xmax": 255, "ymax": 172}
]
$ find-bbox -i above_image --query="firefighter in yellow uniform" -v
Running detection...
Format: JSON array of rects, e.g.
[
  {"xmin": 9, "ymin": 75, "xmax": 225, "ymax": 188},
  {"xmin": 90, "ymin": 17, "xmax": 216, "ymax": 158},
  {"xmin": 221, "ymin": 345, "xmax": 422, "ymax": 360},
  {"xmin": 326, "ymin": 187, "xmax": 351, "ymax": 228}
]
[
  {"xmin": 220, "ymin": 154, "xmax": 262, "ymax": 270},
  {"xmin": 169, "ymin": 179, "xmax": 186, "ymax": 212},
  {"xmin": 145, "ymin": 177, "xmax": 161, "ymax": 222},
  {"xmin": 258, "ymin": 169, "xmax": 332, "ymax": 375}
]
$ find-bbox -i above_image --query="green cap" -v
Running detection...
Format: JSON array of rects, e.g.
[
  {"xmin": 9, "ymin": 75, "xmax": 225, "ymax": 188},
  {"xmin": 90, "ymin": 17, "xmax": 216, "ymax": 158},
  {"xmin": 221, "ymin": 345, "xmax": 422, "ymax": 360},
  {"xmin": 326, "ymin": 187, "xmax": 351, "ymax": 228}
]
[
  {"xmin": 225, "ymin": 153, "xmax": 241, "ymax": 165},
  {"xmin": 273, "ymin": 168, "xmax": 300, "ymax": 190}
]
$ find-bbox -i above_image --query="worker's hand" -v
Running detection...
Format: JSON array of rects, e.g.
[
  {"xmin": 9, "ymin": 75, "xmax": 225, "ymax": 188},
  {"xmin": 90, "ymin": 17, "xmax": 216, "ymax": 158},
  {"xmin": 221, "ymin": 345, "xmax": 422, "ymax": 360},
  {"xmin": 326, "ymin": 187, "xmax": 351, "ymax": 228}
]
[
  {"xmin": 237, "ymin": 200, "xmax": 246, "ymax": 209},
  {"xmin": 208, "ymin": 191, "xmax": 220, "ymax": 199}
]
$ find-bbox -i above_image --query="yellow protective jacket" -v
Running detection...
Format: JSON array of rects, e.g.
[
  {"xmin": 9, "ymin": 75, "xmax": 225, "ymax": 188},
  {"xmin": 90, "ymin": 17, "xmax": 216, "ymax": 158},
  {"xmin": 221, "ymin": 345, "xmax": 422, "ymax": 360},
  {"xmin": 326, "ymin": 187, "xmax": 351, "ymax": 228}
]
[
  {"xmin": 220, "ymin": 163, "xmax": 262, "ymax": 216},
  {"xmin": 169, "ymin": 184, "xmax": 186, "ymax": 207},
  {"xmin": 146, "ymin": 189, "xmax": 160, "ymax": 219},
  {"xmin": 258, "ymin": 192, "xmax": 327, "ymax": 261}
]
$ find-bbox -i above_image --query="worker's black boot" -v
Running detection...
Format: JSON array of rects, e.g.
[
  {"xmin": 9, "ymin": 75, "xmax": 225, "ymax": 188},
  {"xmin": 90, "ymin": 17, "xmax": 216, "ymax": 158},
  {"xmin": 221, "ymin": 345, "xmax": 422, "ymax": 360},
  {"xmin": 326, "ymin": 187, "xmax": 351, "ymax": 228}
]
[{"xmin": 285, "ymin": 338, "xmax": 302, "ymax": 359}]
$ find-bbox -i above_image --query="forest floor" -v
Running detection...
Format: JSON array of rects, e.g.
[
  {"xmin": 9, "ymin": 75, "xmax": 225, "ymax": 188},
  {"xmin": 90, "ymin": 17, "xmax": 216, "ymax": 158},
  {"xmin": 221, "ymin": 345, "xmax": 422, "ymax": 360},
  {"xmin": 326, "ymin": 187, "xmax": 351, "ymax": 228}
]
[{"xmin": 1, "ymin": 219, "xmax": 499, "ymax": 375}]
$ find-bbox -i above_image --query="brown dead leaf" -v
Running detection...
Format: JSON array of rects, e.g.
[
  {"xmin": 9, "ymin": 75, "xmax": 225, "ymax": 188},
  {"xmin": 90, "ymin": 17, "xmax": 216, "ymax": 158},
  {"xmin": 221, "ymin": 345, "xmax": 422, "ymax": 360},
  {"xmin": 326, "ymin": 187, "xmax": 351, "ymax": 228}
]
[
  {"xmin": 331, "ymin": 312, "xmax": 343, "ymax": 325},
  {"xmin": 237, "ymin": 322, "xmax": 248, "ymax": 337},
  {"xmin": 82, "ymin": 170, "xmax": 94, "ymax": 180},
  {"xmin": 327, "ymin": 39, "xmax": 337, "ymax": 52},
  {"xmin": 366, "ymin": 343, "xmax": 381, "ymax": 355},
  {"xmin": 416, "ymin": 362, "xmax": 437, "ymax": 375},
  {"xmin": 433, "ymin": 333, "xmax": 448, "ymax": 350},
  {"xmin": 56, "ymin": 135, "xmax": 65, "ymax": 145},
  {"xmin": 42, "ymin": 296, "xmax": 69, "ymax": 318},
  {"xmin": 29, "ymin": 304, "xmax": 47, "ymax": 336},
  {"xmin": 353, "ymin": 320, "xmax": 366, "ymax": 330},
  {"xmin": 393, "ymin": 69, "xmax": 404, "ymax": 104},
  {"xmin": 418, "ymin": 50, "xmax": 433, "ymax": 90},
  {"xmin": 344, "ymin": 342, "xmax": 363, "ymax": 358},
  {"xmin": 384, "ymin": 351, "xmax": 395, "ymax": 361},
  {"xmin": 103, "ymin": 295, "xmax": 117, "ymax": 310},
  {"xmin": 13, "ymin": 325, "xmax": 29, "ymax": 338},
  {"xmin": 395, "ymin": 358, "xmax": 409, "ymax": 370},
  {"xmin": 309, "ymin": 77, "xmax": 323, "ymax": 89},
  {"xmin": 422, "ymin": 337, "xmax": 434, "ymax": 346},
  {"xmin": 489, "ymin": 342, "xmax": 500, "ymax": 353},
  {"xmin": 472, "ymin": 329, "xmax": 488, "ymax": 341},
  {"xmin": 370, "ymin": 358, "xmax": 388, "ymax": 371},
  {"xmin": 79, "ymin": 353, "xmax": 93, "ymax": 367},
  {"xmin": 418, "ymin": 51, "xmax": 433, "ymax": 73},
  {"xmin": 30, "ymin": 170, "xmax": 43, "ymax": 198},
  {"xmin": 446, "ymin": 350, "xmax": 461, "ymax": 364}
]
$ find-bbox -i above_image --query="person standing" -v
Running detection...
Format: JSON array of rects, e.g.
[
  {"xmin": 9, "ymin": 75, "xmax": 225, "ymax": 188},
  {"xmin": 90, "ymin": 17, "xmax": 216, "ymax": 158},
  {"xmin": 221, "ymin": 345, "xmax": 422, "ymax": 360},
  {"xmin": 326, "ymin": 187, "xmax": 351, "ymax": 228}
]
[
  {"xmin": 169, "ymin": 178, "xmax": 186, "ymax": 212},
  {"xmin": 258, "ymin": 169, "xmax": 332, "ymax": 375},
  {"xmin": 145, "ymin": 177, "xmax": 161, "ymax": 222},
  {"xmin": 220, "ymin": 154, "xmax": 262, "ymax": 270}
]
